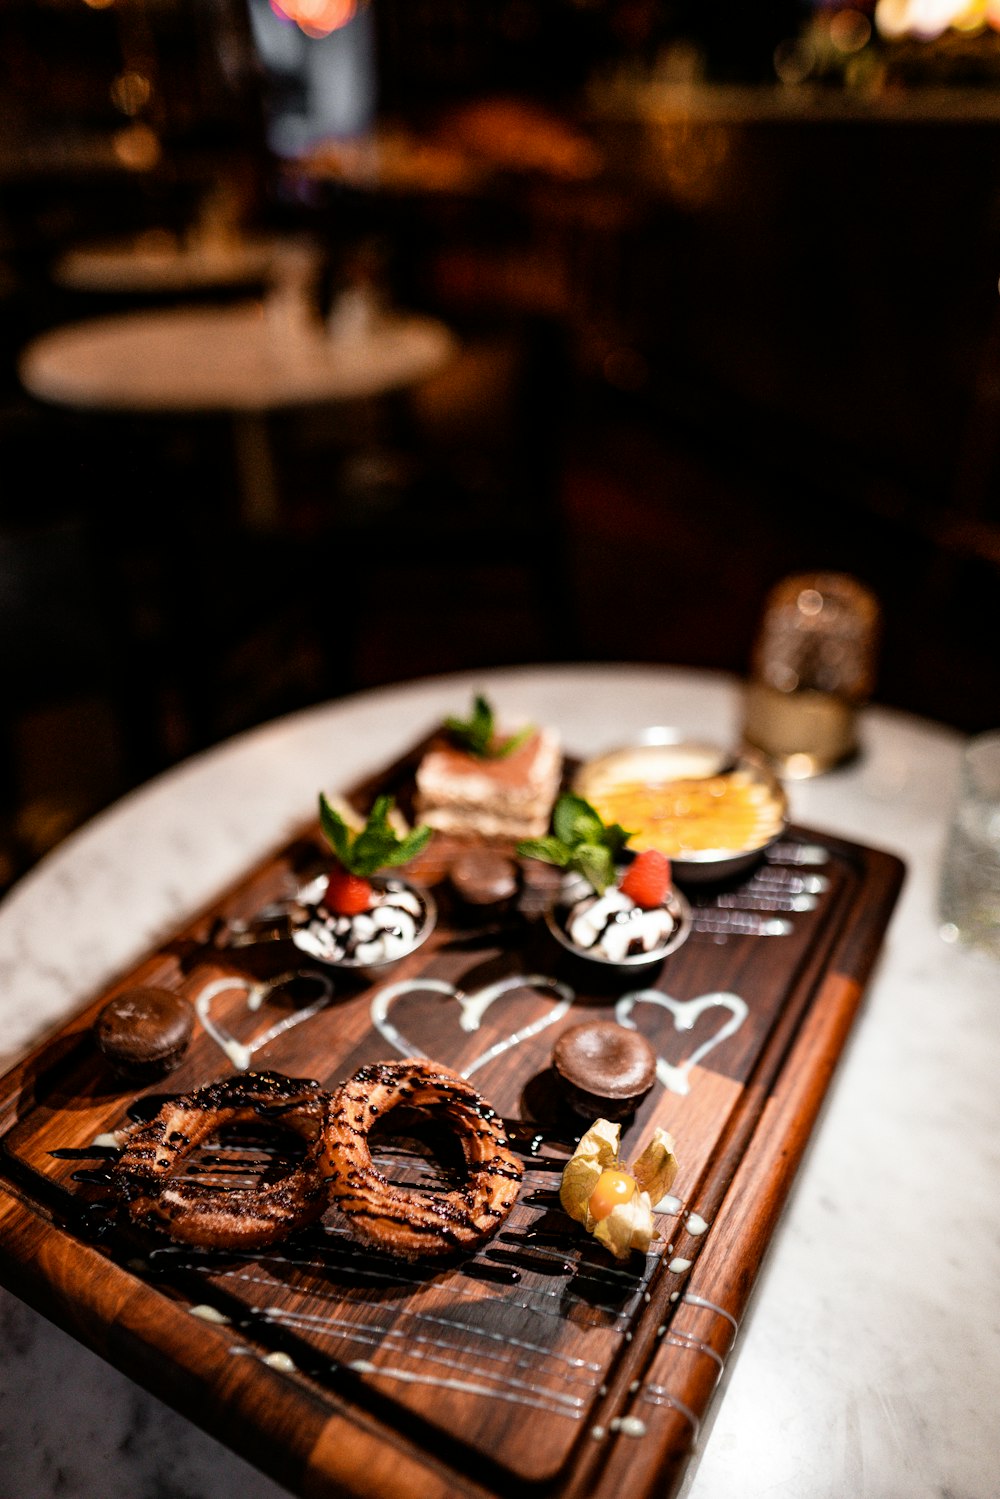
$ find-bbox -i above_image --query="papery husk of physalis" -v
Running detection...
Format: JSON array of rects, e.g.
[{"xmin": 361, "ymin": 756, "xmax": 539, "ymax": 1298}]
[{"xmin": 560, "ymin": 1118, "xmax": 679, "ymax": 1261}]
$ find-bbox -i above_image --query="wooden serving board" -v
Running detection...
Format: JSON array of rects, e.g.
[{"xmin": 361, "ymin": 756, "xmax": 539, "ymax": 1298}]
[{"xmin": 0, "ymin": 742, "xmax": 904, "ymax": 1499}]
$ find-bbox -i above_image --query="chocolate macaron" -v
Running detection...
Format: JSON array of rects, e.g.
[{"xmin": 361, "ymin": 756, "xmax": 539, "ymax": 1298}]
[
  {"xmin": 95, "ymin": 986, "xmax": 194, "ymax": 1082},
  {"xmin": 552, "ymin": 1020, "xmax": 657, "ymax": 1119},
  {"xmin": 449, "ymin": 848, "xmax": 519, "ymax": 907}
]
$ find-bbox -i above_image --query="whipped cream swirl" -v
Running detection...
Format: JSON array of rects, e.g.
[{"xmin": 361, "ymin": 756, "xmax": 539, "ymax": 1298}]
[
  {"xmin": 566, "ymin": 888, "xmax": 677, "ymax": 963},
  {"xmin": 293, "ymin": 880, "xmax": 426, "ymax": 967}
]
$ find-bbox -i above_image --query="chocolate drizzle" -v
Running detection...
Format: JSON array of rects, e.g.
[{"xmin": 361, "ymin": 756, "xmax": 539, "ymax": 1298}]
[
  {"xmin": 324, "ymin": 1059, "xmax": 523, "ymax": 1261},
  {"xmin": 111, "ymin": 1071, "xmax": 332, "ymax": 1251}
]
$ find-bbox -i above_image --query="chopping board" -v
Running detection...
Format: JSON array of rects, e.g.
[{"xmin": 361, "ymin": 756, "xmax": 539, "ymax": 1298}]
[{"xmin": 0, "ymin": 741, "xmax": 904, "ymax": 1499}]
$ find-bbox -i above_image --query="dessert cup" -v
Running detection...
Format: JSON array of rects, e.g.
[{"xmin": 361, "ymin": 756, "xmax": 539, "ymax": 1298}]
[
  {"xmin": 290, "ymin": 874, "xmax": 437, "ymax": 982},
  {"xmin": 544, "ymin": 872, "xmax": 691, "ymax": 972}
]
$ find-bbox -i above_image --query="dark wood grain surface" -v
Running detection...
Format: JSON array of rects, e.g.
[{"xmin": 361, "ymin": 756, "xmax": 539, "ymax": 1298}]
[{"xmin": 0, "ymin": 745, "xmax": 904, "ymax": 1499}]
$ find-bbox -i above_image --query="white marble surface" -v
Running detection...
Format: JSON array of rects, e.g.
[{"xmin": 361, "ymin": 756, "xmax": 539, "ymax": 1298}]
[{"xmin": 1, "ymin": 663, "xmax": 997, "ymax": 1499}]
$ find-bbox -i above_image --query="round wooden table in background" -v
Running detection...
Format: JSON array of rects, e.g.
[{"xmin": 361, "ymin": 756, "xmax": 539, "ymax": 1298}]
[
  {"xmin": 51, "ymin": 232, "xmax": 305, "ymax": 296},
  {"xmin": 18, "ymin": 300, "xmax": 458, "ymax": 528}
]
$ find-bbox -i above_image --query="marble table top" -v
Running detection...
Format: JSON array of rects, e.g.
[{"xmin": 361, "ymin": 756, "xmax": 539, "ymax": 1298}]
[{"xmin": 1, "ymin": 664, "xmax": 996, "ymax": 1499}]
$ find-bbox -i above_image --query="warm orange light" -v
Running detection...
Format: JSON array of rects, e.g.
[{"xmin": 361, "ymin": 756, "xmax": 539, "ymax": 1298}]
[
  {"xmin": 110, "ymin": 70, "xmax": 152, "ymax": 117},
  {"xmin": 829, "ymin": 8, "xmax": 873, "ymax": 51},
  {"xmin": 875, "ymin": 0, "xmax": 992, "ymax": 35},
  {"xmin": 112, "ymin": 123, "xmax": 161, "ymax": 171},
  {"xmin": 270, "ymin": 0, "xmax": 358, "ymax": 37}
]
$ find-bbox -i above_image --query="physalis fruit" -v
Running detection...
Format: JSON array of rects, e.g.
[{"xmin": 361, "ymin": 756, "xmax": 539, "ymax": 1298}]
[{"xmin": 560, "ymin": 1117, "xmax": 678, "ymax": 1260}]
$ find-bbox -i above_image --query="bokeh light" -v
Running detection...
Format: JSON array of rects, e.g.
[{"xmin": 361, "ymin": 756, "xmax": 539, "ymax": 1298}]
[
  {"xmin": 111, "ymin": 122, "xmax": 161, "ymax": 171},
  {"xmin": 829, "ymin": 9, "xmax": 873, "ymax": 51},
  {"xmin": 774, "ymin": 37, "xmax": 818, "ymax": 83},
  {"xmin": 110, "ymin": 71, "xmax": 152, "ymax": 118},
  {"xmin": 269, "ymin": 0, "xmax": 359, "ymax": 38},
  {"xmin": 874, "ymin": 0, "xmax": 1000, "ymax": 35},
  {"xmin": 647, "ymin": 116, "xmax": 730, "ymax": 209}
]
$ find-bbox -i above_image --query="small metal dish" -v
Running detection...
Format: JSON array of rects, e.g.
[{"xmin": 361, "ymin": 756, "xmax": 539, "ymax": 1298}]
[
  {"xmin": 290, "ymin": 875, "xmax": 437, "ymax": 982},
  {"xmin": 573, "ymin": 729, "xmax": 788, "ymax": 887},
  {"xmin": 545, "ymin": 882, "xmax": 692, "ymax": 971}
]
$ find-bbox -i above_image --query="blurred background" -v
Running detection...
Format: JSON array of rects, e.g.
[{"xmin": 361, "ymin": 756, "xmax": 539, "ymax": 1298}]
[{"xmin": 2, "ymin": 0, "xmax": 1000, "ymax": 889}]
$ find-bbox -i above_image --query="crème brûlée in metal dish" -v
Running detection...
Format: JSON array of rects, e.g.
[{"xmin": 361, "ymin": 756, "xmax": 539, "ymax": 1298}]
[{"xmin": 573, "ymin": 738, "xmax": 787, "ymax": 882}]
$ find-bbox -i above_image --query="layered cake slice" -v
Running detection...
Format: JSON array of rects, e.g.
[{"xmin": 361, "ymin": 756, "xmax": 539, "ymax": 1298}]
[{"xmin": 415, "ymin": 695, "xmax": 562, "ymax": 839}]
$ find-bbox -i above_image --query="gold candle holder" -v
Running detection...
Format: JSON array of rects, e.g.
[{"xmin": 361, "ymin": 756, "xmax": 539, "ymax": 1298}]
[{"xmin": 741, "ymin": 572, "xmax": 880, "ymax": 779}]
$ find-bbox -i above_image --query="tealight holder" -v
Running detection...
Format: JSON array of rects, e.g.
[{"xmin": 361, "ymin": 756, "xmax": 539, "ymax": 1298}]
[{"xmin": 741, "ymin": 572, "xmax": 880, "ymax": 779}]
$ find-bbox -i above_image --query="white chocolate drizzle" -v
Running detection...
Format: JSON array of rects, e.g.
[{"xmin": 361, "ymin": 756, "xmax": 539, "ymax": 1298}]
[
  {"xmin": 265, "ymin": 1303, "xmax": 600, "ymax": 1384},
  {"xmin": 610, "ymin": 1415, "xmax": 647, "ymax": 1438},
  {"xmin": 769, "ymin": 842, "xmax": 829, "ymax": 865},
  {"xmin": 262, "ymin": 1351, "xmax": 297, "ymax": 1373},
  {"xmin": 348, "ymin": 1359, "xmax": 585, "ymax": 1418},
  {"xmin": 639, "ymin": 1384, "xmax": 701, "ymax": 1436},
  {"xmin": 189, "ymin": 1304, "xmax": 230, "ymax": 1325},
  {"xmin": 682, "ymin": 1294, "xmax": 740, "ymax": 1336},
  {"xmin": 370, "ymin": 972, "xmax": 574, "ymax": 1078},
  {"xmin": 194, "ymin": 972, "xmax": 331, "ymax": 1072},
  {"xmin": 615, "ymin": 989, "xmax": 749, "ymax": 1096},
  {"xmin": 665, "ymin": 1330, "xmax": 724, "ymax": 1372}
]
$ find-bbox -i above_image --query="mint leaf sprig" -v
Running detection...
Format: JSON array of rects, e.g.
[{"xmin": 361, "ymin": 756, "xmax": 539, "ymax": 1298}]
[
  {"xmin": 517, "ymin": 793, "xmax": 632, "ymax": 895},
  {"xmin": 319, "ymin": 793, "xmax": 432, "ymax": 877},
  {"xmin": 443, "ymin": 693, "xmax": 534, "ymax": 760}
]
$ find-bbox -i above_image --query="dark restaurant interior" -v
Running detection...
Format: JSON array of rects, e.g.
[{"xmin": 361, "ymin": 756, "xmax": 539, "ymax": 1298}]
[{"xmin": 2, "ymin": 0, "xmax": 1000, "ymax": 891}]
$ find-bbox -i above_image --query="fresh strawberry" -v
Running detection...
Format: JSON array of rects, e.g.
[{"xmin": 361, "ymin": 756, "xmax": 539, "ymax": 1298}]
[
  {"xmin": 619, "ymin": 849, "xmax": 671, "ymax": 909},
  {"xmin": 322, "ymin": 866, "xmax": 373, "ymax": 916}
]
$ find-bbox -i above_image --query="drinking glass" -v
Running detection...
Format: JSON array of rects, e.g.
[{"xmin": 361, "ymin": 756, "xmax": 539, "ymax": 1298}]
[{"xmin": 938, "ymin": 730, "xmax": 1000, "ymax": 960}]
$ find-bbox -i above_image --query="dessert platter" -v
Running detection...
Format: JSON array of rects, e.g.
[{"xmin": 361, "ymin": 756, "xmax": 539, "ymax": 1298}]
[{"xmin": 0, "ymin": 696, "xmax": 904, "ymax": 1499}]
